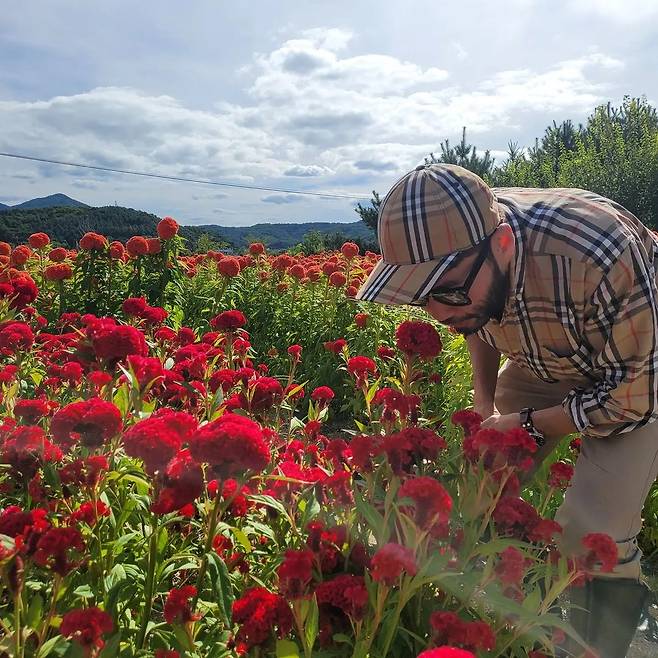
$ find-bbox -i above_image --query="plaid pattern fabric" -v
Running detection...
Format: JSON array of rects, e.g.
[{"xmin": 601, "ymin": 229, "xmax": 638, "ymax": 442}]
[
  {"xmin": 356, "ymin": 164, "xmax": 501, "ymax": 305},
  {"xmin": 478, "ymin": 187, "xmax": 658, "ymax": 438}
]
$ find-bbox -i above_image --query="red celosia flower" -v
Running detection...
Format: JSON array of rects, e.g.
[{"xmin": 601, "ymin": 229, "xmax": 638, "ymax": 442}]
[
  {"xmin": 232, "ymin": 587, "xmax": 293, "ymax": 652},
  {"xmin": 188, "ymin": 413, "xmax": 270, "ymax": 478},
  {"xmin": 323, "ymin": 338, "xmax": 347, "ymax": 354},
  {"xmin": 217, "ymin": 256, "xmax": 241, "ymax": 277},
  {"xmin": 315, "ymin": 574, "xmax": 368, "ymax": 620},
  {"xmin": 548, "ymin": 461, "xmax": 574, "ymax": 489},
  {"xmin": 311, "ymin": 386, "xmax": 335, "ymax": 405},
  {"xmin": 34, "ymin": 526, "xmax": 85, "ymax": 575},
  {"xmin": 349, "ymin": 434, "xmax": 381, "ymax": 473},
  {"xmin": 527, "ymin": 518, "xmax": 562, "ymax": 544},
  {"xmin": 287, "ymin": 344, "xmax": 302, "ymax": 360},
  {"xmin": 495, "ymin": 546, "xmax": 529, "ymax": 585},
  {"xmin": 126, "ymin": 236, "xmax": 149, "ymax": 257},
  {"xmin": 122, "ymin": 412, "xmax": 197, "ymax": 474},
  {"xmin": 79, "ymin": 232, "xmax": 108, "ymax": 251},
  {"xmin": 492, "ymin": 497, "xmax": 540, "ymax": 541},
  {"xmin": 155, "ymin": 651, "xmax": 180, "ymax": 658},
  {"xmin": 87, "ymin": 318, "xmax": 148, "ymax": 363},
  {"xmin": 323, "ymin": 470, "xmax": 353, "ymax": 505},
  {"xmin": 340, "ymin": 242, "xmax": 359, "ymax": 259},
  {"xmin": 451, "ymin": 410, "xmax": 483, "ymax": 437},
  {"xmin": 248, "ymin": 242, "xmax": 265, "ymax": 256},
  {"xmin": 395, "ymin": 320, "xmax": 442, "ymax": 359},
  {"xmin": 126, "ymin": 355, "xmax": 165, "ymax": 389},
  {"xmin": 418, "ymin": 649, "xmax": 476, "ymax": 658},
  {"xmin": 377, "ymin": 345, "xmax": 396, "ymax": 360},
  {"xmin": 580, "ymin": 533, "xmax": 618, "ymax": 573},
  {"xmin": 241, "ymin": 377, "xmax": 284, "ymax": 412},
  {"xmin": 354, "ymin": 313, "xmax": 369, "ymax": 328},
  {"xmin": 347, "ymin": 356, "xmax": 377, "ymax": 386},
  {"xmin": 44, "ymin": 263, "xmax": 73, "ymax": 281},
  {"xmin": 59, "ymin": 455, "xmax": 109, "ymax": 488},
  {"xmin": 208, "ymin": 368, "xmax": 238, "ymax": 393},
  {"xmin": 60, "ymin": 607, "xmax": 113, "ymax": 654},
  {"xmin": 157, "ymin": 216, "xmax": 179, "ymax": 240},
  {"xmin": 109, "ymin": 241, "xmax": 125, "ymax": 259},
  {"xmin": 164, "ymin": 585, "xmax": 200, "ymax": 624},
  {"xmin": 1, "ymin": 425, "xmax": 62, "ymax": 477},
  {"xmin": 28, "ymin": 232, "xmax": 50, "ymax": 249},
  {"xmin": 50, "ymin": 398, "xmax": 122, "ymax": 450},
  {"xmin": 13, "ymin": 398, "xmax": 52, "ymax": 423},
  {"xmin": 11, "ymin": 245, "xmax": 32, "ymax": 265},
  {"xmin": 398, "ymin": 476, "xmax": 453, "ymax": 531},
  {"xmin": 122, "ymin": 296, "xmax": 148, "ymax": 316},
  {"xmin": 151, "ymin": 449, "xmax": 203, "ymax": 515},
  {"xmin": 69, "ymin": 501, "xmax": 110, "ymax": 527},
  {"xmin": 49, "ymin": 246, "xmax": 68, "ymax": 262},
  {"xmin": 146, "ymin": 237, "xmax": 161, "ymax": 254},
  {"xmin": 277, "ymin": 548, "xmax": 315, "ymax": 598},
  {"xmin": 371, "ymin": 543, "xmax": 417, "ymax": 585},
  {"xmin": 210, "ymin": 309, "xmax": 246, "ymax": 331},
  {"xmin": 430, "ymin": 612, "xmax": 495, "ymax": 652},
  {"xmin": 328, "ymin": 271, "xmax": 347, "ymax": 287},
  {"xmin": 0, "ymin": 273, "xmax": 39, "ymax": 309},
  {"xmin": 463, "ymin": 428, "xmax": 536, "ymax": 473},
  {"xmin": 0, "ymin": 321, "xmax": 34, "ymax": 353}
]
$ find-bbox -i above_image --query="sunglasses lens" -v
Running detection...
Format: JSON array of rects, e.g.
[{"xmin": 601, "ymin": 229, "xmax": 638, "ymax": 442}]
[{"xmin": 433, "ymin": 291, "xmax": 468, "ymax": 305}]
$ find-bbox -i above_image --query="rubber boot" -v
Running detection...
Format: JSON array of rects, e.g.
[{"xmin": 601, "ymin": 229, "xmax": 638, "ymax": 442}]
[{"xmin": 565, "ymin": 577, "xmax": 652, "ymax": 658}]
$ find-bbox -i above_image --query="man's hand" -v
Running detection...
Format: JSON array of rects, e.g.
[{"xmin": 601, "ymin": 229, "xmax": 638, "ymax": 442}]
[{"xmin": 480, "ymin": 411, "xmax": 521, "ymax": 433}]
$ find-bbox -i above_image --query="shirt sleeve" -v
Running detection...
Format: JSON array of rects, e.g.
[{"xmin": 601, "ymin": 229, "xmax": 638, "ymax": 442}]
[{"xmin": 562, "ymin": 243, "xmax": 658, "ymax": 438}]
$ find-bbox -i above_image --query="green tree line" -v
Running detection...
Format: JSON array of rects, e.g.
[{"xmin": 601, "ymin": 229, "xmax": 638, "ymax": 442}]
[{"xmin": 357, "ymin": 96, "xmax": 658, "ymax": 231}]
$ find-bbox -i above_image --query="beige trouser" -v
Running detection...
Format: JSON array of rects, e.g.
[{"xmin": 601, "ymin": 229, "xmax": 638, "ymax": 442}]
[{"xmin": 494, "ymin": 360, "xmax": 658, "ymax": 580}]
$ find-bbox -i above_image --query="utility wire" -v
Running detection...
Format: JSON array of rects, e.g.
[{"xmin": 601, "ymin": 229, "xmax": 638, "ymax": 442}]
[{"xmin": 0, "ymin": 151, "xmax": 372, "ymax": 201}]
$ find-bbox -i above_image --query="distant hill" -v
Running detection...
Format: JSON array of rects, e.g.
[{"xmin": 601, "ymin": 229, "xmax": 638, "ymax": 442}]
[
  {"xmin": 0, "ymin": 204, "xmax": 377, "ymax": 252},
  {"xmin": 3, "ymin": 193, "xmax": 89, "ymax": 211},
  {"xmin": 0, "ymin": 202, "xmax": 8, "ymax": 210}
]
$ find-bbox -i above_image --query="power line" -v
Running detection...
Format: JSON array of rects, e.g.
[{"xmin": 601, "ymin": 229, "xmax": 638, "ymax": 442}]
[{"xmin": 0, "ymin": 151, "xmax": 372, "ymax": 201}]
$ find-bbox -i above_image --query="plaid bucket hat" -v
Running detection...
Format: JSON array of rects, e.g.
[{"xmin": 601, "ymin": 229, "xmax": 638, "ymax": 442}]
[{"xmin": 356, "ymin": 163, "xmax": 503, "ymax": 305}]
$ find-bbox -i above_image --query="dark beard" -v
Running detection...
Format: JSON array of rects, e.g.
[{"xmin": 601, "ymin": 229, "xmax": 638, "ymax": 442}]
[{"xmin": 455, "ymin": 255, "xmax": 510, "ymax": 336}]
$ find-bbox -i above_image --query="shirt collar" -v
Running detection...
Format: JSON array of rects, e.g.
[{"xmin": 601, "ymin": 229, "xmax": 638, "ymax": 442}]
[{"xmin": 496, "ymin": 202, "xmax": 526, "ymax": 325}]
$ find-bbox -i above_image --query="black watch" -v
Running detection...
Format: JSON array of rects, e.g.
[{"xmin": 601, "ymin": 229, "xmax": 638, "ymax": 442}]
[{"xmin": 520, "ymin": 407, "xmax": 546, "ymax": 447}]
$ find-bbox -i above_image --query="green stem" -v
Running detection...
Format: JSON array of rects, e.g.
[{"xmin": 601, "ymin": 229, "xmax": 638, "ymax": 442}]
[
  {"xmin": 136, "ymin": 515, "xmax": 159, "ymax": 650},
  {"xmin": 37, "ymin": 575, "xmax": 61, "ymax": 648},
  {"xmin": 192, "ymin": 492, "xmax": 224, "ymax": 608},
  {"xmin": 14, "ymin": 591, "xmax": 23, "ymax": 658}
]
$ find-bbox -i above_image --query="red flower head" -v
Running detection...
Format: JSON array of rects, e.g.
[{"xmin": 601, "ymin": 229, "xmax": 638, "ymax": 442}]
[
  {"xmin": 371, "ymin": 543, "xmax": 417, "ymax": 585},
  {"xmin": 277, "ymin": 548, "xmax": 315, "ymax": 598},
  {"xmin": 324, "ymin": 338, "xmax": 347, "ymax": 354},
  {"xmin": 122, "ymin": 296, "xmax": 148, "ymax": 316},
  {"xmin": 69, "ymin": 501, "xmax": 110, "ymax": 527},
  {"xmin": 109, "ymin": 241, "xmax": 125, "ymax": 259},
  {"xmin": 210, "ymin": 309, "xmax": 247, "ymax": 331},
  {"xmin": 430, "ymin": 612, "xmax": 495, "ymax": 652},
  {"xmin": 347, "ymin": 356, "xmax": 377, "ymax": 387},
  {"xmin": 495, "ymin": 546, "xmax": 529, "ymax": 586},
  {"xmin": 34, "ymin": 526, "xmax": 85, "ymax": 576},
  {"xmin": 126, "ymin": 236, "xmax": 149, "ymax": 257},
  {"xmin": 248, "ymin": 242, "xmax": 265, "ymax": 256},
  {"xmin": 122, "ymin": 411, "xmax": 197, "ymax": 474},
  {"xmin": 2, "ymin": 273, "xmax": 39, "ymax": 309},
  {"xmin": 492, "ymin": 497, "xmax": 540, "ymax": 541},
  {"xmin": 328, "ymin": 271, "xmax": 347, "ymax": 287},
  {"xmin": 188, "ymin": 413, "xmax": 270, "ymax": 479},
  {"xmin": 0, "ymin": 321, "xmax": 34, "ymax": 353},
  {"xmin": 28, "ymin": 232, "xmax": 50, "ymax": 249},
  {"xmin": 151, "ymin": 449, "xmax": 203, "ymax": 515},
  {"xmin": 349, "ymin": 434, "xmax": 381, "ymax": 473},
  {"xmin": 241, "ymin": 376, "xmax": 284, "ymax": 412},
  {"xmin": 417, "ymin": 649, "xmax": 476, "ymax": 658},
  {"xmin": 1, "ymin": 425, "xmax": 62, "ymax": 477},
  {"xmin": 377, "ymin": 345, "xmax": 396, "ymax": 360},
  {"xmin": 580, "ymin": 533, "xmax": 618, "ymax": 573},
  {"xmin": 232, "ymin": 587, "xmax": 293, "ymax": 652},
  {"xmin": 51, "ymin": 398, "xmax": 122, "ymax": 450},
  {"xmin": 287, "ymin": 344, "xmax": 302, "ymax": 360},
  {"xmin": 217, "ymin": 256, "xmax": 241, "ymax": 277},
  {"xmin": 13, "ymin": 398, "xmax": 52, "ymax": 424},
  {"xmin": 354, "ymin": 312, "xmax": 369, "ymax": 328},
  {"xmin": 126, "ymin": 355, "xmax": 165, "ymax": 389},
  {"xmin": 86, "ymin": 318, "xmax": 148, "ymax": 363},
  {"xmin": 451, "ymin": 410, "xmax": 483, "ymax": 437},
  {"xmin": 157, "ymin": 216, "xmax": 179, "ymax": 240},
  {"xmin": 315, "ymin": 574, "xmax": 368, "ymax": 621},
  {"xmin": 395, "ymin": 320, "xmax": 442, "ymax": 359},
  {"xmin": 79, "ymin": 232, "xmax": 108, "ymax": 251},
  {"xmin": 60, "ymin": 607, "xmax": 113, "ymax": 654},
  {"xmin": 164, "ymin": 585, "xmax": 200, "ymax": 624},
  {"xmin": 548, "ymin": 461, "xmax": 574, "ymax": 489},
  {"xmin": 340, "ymin": 242, "xmax": 359, "ymax": 259},
  {"xmin": 155, "ymin": 652, "xmax": 180, "ymax": 658},
  {"xmin": 398, "ymin": 476, "xmax": 453, "ymax": 531},
  {"xmin": 44, "ymin": 263, "xmax": 73, "ymax": 281},
  {"xmin": 311, "ymin": 386, "xmax": 335, "ymax": 406},
  {"xmin": 49, "ymin": 247, "xmax": 68, "ymax": 262}
]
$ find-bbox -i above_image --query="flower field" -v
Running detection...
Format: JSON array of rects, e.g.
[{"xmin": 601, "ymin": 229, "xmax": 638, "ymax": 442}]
[{"xmin": 0, "ymin": 218, "xmax": 625, "ymax": 658}]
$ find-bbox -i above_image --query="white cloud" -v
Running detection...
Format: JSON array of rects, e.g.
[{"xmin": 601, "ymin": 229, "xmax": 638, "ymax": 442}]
[
  {"xmin": 567, "ymin": 0, "xmax": 658, "ymax": 23},
  {"xmin": 283, "ymin": 164, "xmax": 334, "ymax": 177},
  {"xmin": 261, "ymin": 193, "xmax": 304, "ymax": 204}
]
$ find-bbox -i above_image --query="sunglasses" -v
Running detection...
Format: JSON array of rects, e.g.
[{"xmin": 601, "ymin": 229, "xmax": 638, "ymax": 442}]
[{"xmin": 416, "ymin": 235, "xmax": 492, "ymax": 307}]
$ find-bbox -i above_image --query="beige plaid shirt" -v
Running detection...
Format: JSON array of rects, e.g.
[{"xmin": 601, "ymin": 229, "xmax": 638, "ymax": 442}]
[{"xmin": 477, "ymin": 187, "xmax": 658, "ymax": 438}]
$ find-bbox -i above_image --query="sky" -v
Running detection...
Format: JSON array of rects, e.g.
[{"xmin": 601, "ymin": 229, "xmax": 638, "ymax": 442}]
[{"xmin": 1, "ymin": 0, "xmax": 657, "ymax": 227}]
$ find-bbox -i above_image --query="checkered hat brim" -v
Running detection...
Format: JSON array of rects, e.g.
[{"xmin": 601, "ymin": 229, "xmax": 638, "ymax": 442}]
[{"xmin": 356, "ymin": 163, "xmax": 501, "ymax": 305}]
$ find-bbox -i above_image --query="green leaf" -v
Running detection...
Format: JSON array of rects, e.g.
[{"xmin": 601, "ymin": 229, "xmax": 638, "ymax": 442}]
[
  {"xmin": 206, "ymin": 552, "xmax": 234, "ymax": 625},
  {"xmin": 73, "ymin": 584, "xmax": 94, "ymax": 599},
  {"xmin": 276, "ymin": 639, "xmax": 300, "ymax": 658},
  {"xmin": 304, "ymin": 595, "xmax": 319, "ymax": 651},
  {"xmin": 98, "ymin": 632, "xmax": 121, "ymax": 658},
  {"xmin": 37, "ymin": 636, "xmax": 68, "ymax": 658},
  {"xmin": 230, "ymin": 526, "xmax": 252, "ymax": 553},
  {"xmin": 25, "ymin": 593, "xmax": 44, "ymax": 629},
  {"xmin": 354, "ymin": 491, "xmax": 385, "ymax": 536}
]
